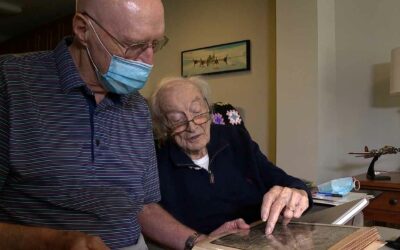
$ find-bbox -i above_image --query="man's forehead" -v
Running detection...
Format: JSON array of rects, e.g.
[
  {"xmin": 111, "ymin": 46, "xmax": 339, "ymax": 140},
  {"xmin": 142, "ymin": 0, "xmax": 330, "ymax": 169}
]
[
  {"xmin": 78, "ymin": 0, "xmax": 164, "ymax": 41},
  {"xmin": 77, "ymin": 0, "xmax": 137, "ymax": 12}
]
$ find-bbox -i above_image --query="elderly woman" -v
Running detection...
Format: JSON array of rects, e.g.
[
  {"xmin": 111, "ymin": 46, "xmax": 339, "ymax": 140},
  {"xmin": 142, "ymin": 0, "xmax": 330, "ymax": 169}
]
[{"xmin": 150, "ymin": 76, "xmax": 312, "ymax": 236}]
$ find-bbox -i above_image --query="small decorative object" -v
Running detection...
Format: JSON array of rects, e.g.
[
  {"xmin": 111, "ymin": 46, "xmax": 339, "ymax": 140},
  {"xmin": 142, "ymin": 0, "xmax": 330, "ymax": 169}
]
[
  {"xmin": 211, "ymin": 113, "xmax": 225, "ymax": 125},
  {"xmin": 211, "ymin": 102, "xmax": 245, "ymax": 129},
  {"xmin": 181, "ymin": 40, "xmax": 250, "ymax": 77},
  {"xmin": 349, "ymin": 145, "xmax": 400, "ymax": 180},
  {"xmin": 226, "ymin": 109, "xmax": 242, "ymax": 125}
]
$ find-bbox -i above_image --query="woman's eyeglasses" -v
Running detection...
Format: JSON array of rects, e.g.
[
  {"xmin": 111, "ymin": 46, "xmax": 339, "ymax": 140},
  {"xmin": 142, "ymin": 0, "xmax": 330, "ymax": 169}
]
[{"xmin": 169, "ymin": 111, "xmax": 211, "ymax": 135}]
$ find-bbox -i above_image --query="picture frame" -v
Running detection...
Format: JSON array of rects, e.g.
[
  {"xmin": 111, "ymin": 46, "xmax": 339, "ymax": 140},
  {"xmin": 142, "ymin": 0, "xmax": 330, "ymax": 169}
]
[{"xmin": 181, "ymin": 40, "xmax": 250, "ymax": 77}]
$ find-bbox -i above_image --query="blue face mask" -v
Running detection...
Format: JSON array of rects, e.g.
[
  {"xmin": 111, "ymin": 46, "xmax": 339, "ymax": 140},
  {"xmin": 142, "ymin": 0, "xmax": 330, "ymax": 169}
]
[
  {"xmin": 86, "ymin": 20, "xmax": 153, "ymax": 95},
  {"xmin": 96, "ymin": 56, "xmax": 152, "ymax": 94},
  {"xmin": 318, "ymin": 177, "xmax": 360, "ymax": 196}
]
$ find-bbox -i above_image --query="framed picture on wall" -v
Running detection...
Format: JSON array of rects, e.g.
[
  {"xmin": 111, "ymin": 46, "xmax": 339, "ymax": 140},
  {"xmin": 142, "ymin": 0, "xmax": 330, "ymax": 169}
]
[{"xmin": 181, "ymin": 40, "xmax": 250, "ymax": 77}]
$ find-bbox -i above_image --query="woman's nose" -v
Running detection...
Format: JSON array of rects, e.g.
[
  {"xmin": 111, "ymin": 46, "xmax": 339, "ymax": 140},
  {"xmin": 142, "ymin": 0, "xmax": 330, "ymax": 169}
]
[{"xmin": 186, "ymin": 120, "xmax": 198, "ymax": 132}]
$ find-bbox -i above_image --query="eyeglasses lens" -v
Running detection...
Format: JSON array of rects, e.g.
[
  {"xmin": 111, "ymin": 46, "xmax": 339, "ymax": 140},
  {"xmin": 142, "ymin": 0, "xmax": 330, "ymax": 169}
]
[
  {"xmin": 171, "ymin": 112, "xmax": 210, "ymax": 134},
  {"xmin": 125, "ymin": 36, "xmax": 169, "ymax": 58}
]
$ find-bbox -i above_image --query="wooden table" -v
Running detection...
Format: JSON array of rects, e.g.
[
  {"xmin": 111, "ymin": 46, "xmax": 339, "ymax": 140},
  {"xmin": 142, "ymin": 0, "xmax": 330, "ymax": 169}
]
[{"xmin": 353, "ymin": 172, "xmax": 400, "ymax": 225}]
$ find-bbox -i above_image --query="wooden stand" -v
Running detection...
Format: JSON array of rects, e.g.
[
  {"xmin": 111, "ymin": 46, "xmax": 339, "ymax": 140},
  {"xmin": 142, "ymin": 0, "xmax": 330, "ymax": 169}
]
[{"xmin": 366, "ymin": 155, "xmax": 391, "ymax": 180}]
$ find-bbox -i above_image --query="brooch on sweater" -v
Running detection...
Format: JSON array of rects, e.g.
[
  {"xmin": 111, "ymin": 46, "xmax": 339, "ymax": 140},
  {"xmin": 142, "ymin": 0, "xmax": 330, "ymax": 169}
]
[
  {"xmin": 212, "ymin": 113, "xmax": 225, "ymax": 125},
  {"xmin": 226, "ymin": 109, "xmax": 242, "ymax": 125}
]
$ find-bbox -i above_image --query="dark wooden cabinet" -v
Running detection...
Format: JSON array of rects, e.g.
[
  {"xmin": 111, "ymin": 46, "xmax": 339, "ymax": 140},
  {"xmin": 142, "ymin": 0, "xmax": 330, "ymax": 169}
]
[
  {"xmin": 354, "ymin": 172, "xmax": 400, "ymax": 225},
  {"xmin": 0, "ymin": 14, "xmax": 73, "ymax": 55}
]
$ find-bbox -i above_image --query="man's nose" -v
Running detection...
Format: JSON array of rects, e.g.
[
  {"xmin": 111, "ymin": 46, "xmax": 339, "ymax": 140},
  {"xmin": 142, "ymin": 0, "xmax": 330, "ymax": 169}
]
[{"xmin": 137, "ymin": 46, "xmax": 154, "ymax": 65}]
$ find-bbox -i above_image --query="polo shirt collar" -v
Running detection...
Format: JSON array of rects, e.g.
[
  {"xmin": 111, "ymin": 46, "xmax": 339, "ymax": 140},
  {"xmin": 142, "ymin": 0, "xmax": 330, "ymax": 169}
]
[
  {"xmin": 54, "ymin": 36, "xmax": 86, "ymax": 93},
  {"xmin": 54, "ymin": 37, "xmax": 134, "ymax": 106}
]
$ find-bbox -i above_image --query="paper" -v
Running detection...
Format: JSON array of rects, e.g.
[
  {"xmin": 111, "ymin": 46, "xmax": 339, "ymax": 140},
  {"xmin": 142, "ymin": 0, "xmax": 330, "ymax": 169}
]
[{"xmin": 312, "ymin": 192, "xmax": 373, "ymax": 206}]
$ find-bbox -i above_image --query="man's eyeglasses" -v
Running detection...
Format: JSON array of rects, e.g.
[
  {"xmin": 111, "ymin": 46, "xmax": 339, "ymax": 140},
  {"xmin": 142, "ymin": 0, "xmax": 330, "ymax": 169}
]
[
  {"xmin": 168, "ymin": 111, "xmax": 211, "ymax": 135},
  {"xmin": 82, "ymin": 12, "xmax": 169, "ymax": 59}
]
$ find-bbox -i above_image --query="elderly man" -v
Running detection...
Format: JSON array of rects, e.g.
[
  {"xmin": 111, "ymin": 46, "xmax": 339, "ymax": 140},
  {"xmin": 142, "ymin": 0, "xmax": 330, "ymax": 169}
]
[
  {"xmin": 0, "ymin": 0, "xmax": 176, "ymax": 249},
  {"xmin": 0, "ymin": 0, "xmax": 249, "ymax": 249},
  {"xmin": 0, "ymin": 0, "xmax": 309, "ymax": 249}
]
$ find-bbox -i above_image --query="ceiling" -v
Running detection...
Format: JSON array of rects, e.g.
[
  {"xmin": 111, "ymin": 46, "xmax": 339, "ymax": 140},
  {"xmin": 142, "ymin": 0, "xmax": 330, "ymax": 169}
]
[{"xmin": 0, "ymin": 0, "xmax": 75, "ymax": 43}]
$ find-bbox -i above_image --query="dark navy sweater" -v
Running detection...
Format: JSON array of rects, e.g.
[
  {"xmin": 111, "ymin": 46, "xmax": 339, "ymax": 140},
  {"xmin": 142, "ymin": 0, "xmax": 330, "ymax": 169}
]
[{"xmin": 156, "ymin": 125, "xmax": 312, "ymax": 234}]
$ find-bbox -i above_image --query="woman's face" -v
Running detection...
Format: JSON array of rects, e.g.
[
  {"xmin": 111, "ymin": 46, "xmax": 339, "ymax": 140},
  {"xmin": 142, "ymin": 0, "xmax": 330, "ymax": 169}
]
[{"xmin": 160, "ymin": 82, "xmax": 211, "ymax": 159}]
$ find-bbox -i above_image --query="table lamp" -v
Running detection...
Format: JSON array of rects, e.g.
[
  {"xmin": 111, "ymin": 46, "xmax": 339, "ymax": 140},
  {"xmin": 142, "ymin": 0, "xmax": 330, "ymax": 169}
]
[{"xmin": 390, "ymin": 47, "xmax": 400, "ymax": 95}]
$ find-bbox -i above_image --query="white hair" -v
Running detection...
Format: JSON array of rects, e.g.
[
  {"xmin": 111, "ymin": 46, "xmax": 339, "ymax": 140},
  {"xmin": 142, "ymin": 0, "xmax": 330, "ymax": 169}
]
[{"xmin": 150, "ymin": 76, "xmax": 211, "ymax": 141}]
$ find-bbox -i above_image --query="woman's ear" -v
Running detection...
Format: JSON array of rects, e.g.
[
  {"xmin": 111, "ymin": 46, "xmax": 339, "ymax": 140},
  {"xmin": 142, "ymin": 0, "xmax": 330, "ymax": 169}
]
[{"xmin": 72, "ymin": 13, "xmax": 89, "ymax": 46}]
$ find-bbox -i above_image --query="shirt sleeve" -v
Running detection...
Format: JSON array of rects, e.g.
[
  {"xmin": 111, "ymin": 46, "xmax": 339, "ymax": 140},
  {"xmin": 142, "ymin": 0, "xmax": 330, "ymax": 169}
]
[
  {"xmin": 142, "ymin": 108, "xmax": 161, "ymax": 204},
  {"xmin": 240, "ymin": 127, "xmax": 313, "ymax": 207},
  {"xmin": 254, "ymin": 142, "xmax": 308, "ymax": 190},
  {"xmin": 0, "ymin": 56, "xmax": 10, "ymax": 190}
]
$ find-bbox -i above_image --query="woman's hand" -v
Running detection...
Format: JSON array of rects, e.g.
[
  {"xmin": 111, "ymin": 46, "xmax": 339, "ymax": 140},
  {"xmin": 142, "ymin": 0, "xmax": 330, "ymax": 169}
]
[
  {"xmin": 260, "ymin": 186, "xmax": 309, "ymax": 235},
  {"xmin": 209, "ymin": 218, "xmax": 250, "ymax": 237}
]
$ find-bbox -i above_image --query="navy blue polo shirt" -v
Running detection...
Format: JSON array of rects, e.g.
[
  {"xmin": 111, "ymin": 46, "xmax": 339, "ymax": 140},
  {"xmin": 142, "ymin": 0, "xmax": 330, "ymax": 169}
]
[{"xmin": 0, "ymin": 38, "xmax": 160, "ymax": 249}]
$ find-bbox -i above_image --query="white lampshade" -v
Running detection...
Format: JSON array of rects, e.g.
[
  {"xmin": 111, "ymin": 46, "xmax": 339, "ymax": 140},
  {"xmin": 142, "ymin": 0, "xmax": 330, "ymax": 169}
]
[{"xmin": 390, "ymin": 47, "xmax": 400, "ymax": 95}]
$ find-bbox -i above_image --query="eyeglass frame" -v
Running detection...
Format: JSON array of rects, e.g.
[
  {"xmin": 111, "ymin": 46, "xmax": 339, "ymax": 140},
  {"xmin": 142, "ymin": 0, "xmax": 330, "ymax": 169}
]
[
  {"xmin": 165, "ymin": 99, "xmax": 212, "ymax": 135},
  {"xmin": 81, "ymin": 12, "xmax": 169, "ymax": 59}
]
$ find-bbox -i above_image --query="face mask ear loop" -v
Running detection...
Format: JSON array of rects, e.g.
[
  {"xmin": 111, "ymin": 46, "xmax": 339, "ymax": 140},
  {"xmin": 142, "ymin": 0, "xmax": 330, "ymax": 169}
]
[
  {"xmin": 353, "ymin": 177, "xmax": 361, "ymax": 191},
  {"xmin": 87, "ymin": 19, "xmax": 113, "ymax": 58},
  {"xmin": 85, "ymin": 47, "xmax": 101, "ymax": 74}
]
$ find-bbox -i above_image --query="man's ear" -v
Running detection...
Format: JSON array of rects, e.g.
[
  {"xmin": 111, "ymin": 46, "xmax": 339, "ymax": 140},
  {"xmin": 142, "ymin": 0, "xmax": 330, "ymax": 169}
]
[{"xmin": 72, "ymin": 13, "xmax": 89, "ymax": 46}]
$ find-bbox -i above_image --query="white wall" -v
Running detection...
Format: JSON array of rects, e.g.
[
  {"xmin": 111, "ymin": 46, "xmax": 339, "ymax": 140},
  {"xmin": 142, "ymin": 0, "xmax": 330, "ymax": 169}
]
[
  {"xmin": 335, "ymin": 0, "xmax": 400, "ymax": 178},
  {"xmin": 317, "ymin": 0, "xmax": 339, "ymax": 184},
  {"xmin": 276, "ymin": 0, "xmax": 319, "ymax": 181},
  {"xmin": 277, "ymin": 0, "xmax": 400, "ymax": 183},
  {"xmin": 141, "ymin": 0, "xmax": 277, "ymax": 160}
]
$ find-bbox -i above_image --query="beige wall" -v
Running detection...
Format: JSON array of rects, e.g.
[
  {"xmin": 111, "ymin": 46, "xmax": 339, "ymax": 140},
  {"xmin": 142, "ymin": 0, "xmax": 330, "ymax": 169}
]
[
  {"xmin": 141, "ymin": 0, "xmax": 277, "ymax": 160},
  {"xmin": 334, "ymin": 0, "xmax": 400, "ymax": 178},
  {"xmin": 277, "ymin": 0, "xmax": 400, "ymax": 183}
]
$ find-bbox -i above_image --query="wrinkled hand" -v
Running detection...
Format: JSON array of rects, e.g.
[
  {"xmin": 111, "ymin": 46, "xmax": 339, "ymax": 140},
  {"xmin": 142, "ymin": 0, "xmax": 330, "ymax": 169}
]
[
  {"xmin": 53, "ymin": 231, "xmax": 110, "ymax": 250},
  {"xmin": 209, "ymin": 218, "xmax": 250, "ymax": 237},
  {"xmin": 261, "ymin": 186, "xmax": 309, "ymax": 235}
]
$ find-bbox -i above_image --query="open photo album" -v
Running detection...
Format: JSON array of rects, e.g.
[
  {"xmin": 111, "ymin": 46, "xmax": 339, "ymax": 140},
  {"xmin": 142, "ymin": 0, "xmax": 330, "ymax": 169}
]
[{"xmin": 194, "ymin": 221, "xmax": 383, "ymax": 250}]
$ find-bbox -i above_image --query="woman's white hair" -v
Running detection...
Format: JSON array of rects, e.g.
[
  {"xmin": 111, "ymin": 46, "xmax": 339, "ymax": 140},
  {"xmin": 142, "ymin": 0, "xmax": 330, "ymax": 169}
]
[{"xmin": 150, "ymin": 76, "xmax": 211, "ymax": 141}]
